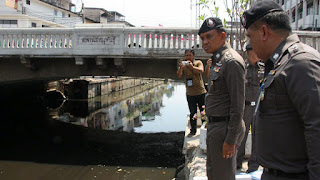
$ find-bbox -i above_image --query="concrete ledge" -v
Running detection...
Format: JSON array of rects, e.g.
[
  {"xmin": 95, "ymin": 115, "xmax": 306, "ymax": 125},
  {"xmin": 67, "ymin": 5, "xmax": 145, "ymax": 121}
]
[
  {"xmin": 182, "ymin": 121, "xmax": 262, "ymax": 180},
  {"xmin": 183, "ymin": 125, "xmax": 207, "ymax": 180}
]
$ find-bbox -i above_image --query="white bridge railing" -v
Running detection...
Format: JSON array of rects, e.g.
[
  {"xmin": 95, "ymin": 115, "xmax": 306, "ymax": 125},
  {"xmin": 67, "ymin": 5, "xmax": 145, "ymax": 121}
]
[{"xmin": 0, "ymin": 26, "xmax": 320, "ymax": 59}]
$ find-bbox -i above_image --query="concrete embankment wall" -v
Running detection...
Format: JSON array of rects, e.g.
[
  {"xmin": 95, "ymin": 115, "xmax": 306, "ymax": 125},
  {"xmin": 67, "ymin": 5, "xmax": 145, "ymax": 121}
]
[{"xmin": 47, "ymin": 77, "xmax": 165, "ymax": 99}]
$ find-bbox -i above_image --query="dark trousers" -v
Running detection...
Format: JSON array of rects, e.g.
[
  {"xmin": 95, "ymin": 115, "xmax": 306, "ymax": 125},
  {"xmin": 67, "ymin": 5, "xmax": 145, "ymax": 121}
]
[
  {"xmin": 261, "ymin": 170, "xmax": 308, "ymax": 180},
  {"xmin": 237, "ymin": 105, "xmax": 259, "ymax": 171},
  {"xmin": 186, "ymin": 93, "xmax": 205, "ymax": 133},
  {"xmin": 207, "ymin": 121, "xmax": 237, "ymax": 180}
]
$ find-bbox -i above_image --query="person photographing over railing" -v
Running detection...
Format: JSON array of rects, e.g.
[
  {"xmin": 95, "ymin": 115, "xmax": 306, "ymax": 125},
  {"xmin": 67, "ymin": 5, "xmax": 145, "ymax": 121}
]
[{"xmin": 177, "ymin": 49, "xmax": 206, "ymax": 137}]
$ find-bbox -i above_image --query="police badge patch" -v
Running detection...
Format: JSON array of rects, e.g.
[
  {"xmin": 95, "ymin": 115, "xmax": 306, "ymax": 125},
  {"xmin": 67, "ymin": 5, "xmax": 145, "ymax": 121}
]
[
  {"xmin": 207, "ymin": 18, "xmax": 215, "ymax": 27},
  {"xmin": 213, "ymin": 66, "xmax": 221, "ymax": 72},
  {"xmin": 241, "ymin": 14, "xmax": 247, "ymax": 27},
  {"xmin": 213, "ymin": 63, "xmax": 222, "ymax": 72}
]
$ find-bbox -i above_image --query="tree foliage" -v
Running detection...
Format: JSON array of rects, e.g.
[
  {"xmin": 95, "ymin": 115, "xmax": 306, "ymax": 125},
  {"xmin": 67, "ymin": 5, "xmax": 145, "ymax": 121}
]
[{"xmin": 198, "ymin": 0, "xmax": 254, "ymax": 54}]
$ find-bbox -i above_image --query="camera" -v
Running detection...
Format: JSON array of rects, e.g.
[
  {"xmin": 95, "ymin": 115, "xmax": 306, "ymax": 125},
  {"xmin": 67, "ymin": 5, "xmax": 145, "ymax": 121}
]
[{"xmin": 182, "ymin": 61, "xmax": 189, "ymax": 66}]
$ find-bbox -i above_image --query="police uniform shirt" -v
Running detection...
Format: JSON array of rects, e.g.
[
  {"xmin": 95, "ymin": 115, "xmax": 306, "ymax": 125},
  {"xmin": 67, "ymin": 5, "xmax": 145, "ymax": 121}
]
[
  {"xmin": 256, "ymin": 34, "xmax": 320, "ymax": 178},
  {"xmin": 205, "ymin": 43, "xmax": 246, "ymax": 145},
  {"xmin": 245, "ymin": 61, "xmax": 264, "ymax": 104}
]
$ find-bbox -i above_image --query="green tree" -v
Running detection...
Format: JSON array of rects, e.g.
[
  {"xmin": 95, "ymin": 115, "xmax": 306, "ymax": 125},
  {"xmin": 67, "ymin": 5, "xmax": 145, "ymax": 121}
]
[{"xmin": 198, "ymin": 0, "xmax": 253, "ymax": 55}]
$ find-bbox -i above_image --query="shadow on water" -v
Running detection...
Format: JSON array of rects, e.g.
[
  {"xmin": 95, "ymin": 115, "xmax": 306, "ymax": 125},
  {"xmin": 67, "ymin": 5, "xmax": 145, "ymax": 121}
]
[{"xmin": 0, "ymin": 81, "xmax": 186, "ymax": 179}]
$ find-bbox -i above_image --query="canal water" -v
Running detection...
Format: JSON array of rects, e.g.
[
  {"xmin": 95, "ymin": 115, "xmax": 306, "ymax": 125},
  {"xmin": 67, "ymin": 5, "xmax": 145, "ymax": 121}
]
[{"xmin": 0, "ymin": 81, "xmax": 189, "ymax": 180}]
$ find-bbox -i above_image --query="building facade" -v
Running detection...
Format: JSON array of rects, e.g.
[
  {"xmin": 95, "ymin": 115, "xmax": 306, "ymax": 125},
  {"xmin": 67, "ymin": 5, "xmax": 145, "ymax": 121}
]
[
  {"xmin": 0, "ymin": 0, "xmax": 85, "ymax": 28},
  {"xmin": 84, "ymin": 8, "xmax": 109, "ymax": 24},
  {"xmin": 84, "ymin": 8, "xmax": 134, "ymax": 27},
  {"xmin": 275, "ymin": 0, "xmax": 320, "ymax": 30}
]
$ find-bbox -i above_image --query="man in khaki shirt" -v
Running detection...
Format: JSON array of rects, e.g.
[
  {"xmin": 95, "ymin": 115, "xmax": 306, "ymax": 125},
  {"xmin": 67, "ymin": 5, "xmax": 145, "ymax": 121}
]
[
  {"xmin": 177, "ymin": 49, "xmax": 206, "ymax": 136},
  {"xmin": 200, "ymin": 17, "xmax": 245, "ymax": 180}
]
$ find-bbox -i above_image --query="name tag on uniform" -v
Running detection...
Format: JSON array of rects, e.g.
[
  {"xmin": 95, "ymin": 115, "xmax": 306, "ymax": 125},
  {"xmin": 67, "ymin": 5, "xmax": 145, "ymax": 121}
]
[{"xmin": 186, "ymin": 78, "xmax": 193, "ymax": 87}]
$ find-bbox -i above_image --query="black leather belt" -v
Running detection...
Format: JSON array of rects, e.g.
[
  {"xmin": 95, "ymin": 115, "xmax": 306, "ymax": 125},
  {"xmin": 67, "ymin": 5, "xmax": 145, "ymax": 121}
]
[
  {"xmin": 207, "ymin": 116, "xmax": 229, "ymax": 123},
  {"xmin": 264, "ymin": 168, "xmax": 307, "ymax": 178}
]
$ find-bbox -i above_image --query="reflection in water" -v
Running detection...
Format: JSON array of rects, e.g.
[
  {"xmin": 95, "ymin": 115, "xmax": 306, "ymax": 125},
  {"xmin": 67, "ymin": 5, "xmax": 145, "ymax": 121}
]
[
  {"xmin": 0, "ymin": 80, "xmax": 188, "ymax": 179},
  {"xmin": 51, "ymin": 81, "xmax": 188, "ymax": 133}
]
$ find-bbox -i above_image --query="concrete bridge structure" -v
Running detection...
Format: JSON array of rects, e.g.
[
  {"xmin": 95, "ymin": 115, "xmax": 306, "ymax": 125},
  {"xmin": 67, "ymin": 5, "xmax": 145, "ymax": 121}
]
[{"xmin": 1, "ymin": 26, "xmax": 320, "ymax": 83}]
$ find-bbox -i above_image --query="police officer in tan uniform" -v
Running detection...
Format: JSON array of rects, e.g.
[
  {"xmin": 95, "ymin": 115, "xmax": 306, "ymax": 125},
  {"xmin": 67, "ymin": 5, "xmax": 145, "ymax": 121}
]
[
  {"xmin": 200, "ymin": 17, "xmax": 245, "ymax": 180},
  {"xmin": 237, "ymin": 44, "xmax": 264, "ymax": 173},
  {"xmin": 242, "ymin": 1, "xmax": 320, "ymax": 179}
]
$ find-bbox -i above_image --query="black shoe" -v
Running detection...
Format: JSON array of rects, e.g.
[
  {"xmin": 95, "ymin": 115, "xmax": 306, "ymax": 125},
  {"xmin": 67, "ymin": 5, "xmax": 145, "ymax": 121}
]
[
  {"xmin": 187, "ymin": 132, "xmax": 196, "ymax": 137},
  {"xmin": 246, "ymin": 169, "xmax": 257, "ymax": 173}
]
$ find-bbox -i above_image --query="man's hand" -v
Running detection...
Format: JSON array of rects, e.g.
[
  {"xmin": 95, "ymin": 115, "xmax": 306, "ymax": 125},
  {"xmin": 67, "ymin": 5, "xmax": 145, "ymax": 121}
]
[
  {"xmin": 207, "ymin": 59, "xmax": 212, "ymax": 69},
  {"xmin": 222, "ymin": 142, "xmax": 236, "ymax": 159},
  {"xmin": 205, "ymin": 59, "xmax": 213, "ymax": 78},
  {"xmin": 186, "ymin": 61, "xmax": 193, "ymax": 69},
  {"xmin": 179, "ymin": 60, "xmax": 185, "ymax": 69}
]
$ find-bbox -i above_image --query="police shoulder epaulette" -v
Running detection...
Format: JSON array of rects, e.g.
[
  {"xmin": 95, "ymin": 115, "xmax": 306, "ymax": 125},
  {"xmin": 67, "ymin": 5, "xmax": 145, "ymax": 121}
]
[
  {"xmin": 225, "ymin": 51, "xmax": 232, "ymax": 60},
  {"xmin": 288, "ymin": 44, "xmax": 299, "ymax": 55}
]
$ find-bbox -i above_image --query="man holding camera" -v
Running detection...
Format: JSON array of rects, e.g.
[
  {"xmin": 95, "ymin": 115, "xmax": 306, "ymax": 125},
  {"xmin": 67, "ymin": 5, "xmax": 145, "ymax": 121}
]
[{"xmin": 177, "ymin": 49, "xmax": 206, "ymax": 136}]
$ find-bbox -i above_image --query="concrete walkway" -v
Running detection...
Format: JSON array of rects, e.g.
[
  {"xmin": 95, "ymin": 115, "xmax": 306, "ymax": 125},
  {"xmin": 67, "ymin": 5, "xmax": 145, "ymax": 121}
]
[{"xmin": 182, "ymin": 123, "xmax": 262, "ymax": 180}]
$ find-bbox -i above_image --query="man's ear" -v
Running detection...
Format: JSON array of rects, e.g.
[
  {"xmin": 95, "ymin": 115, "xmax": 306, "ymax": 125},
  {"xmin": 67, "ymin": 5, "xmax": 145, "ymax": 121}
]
[
  {"xmin": 261, "ymin": 25, "xmax": 270, "ymax": 41},
  {"xmin": 221, "ymin": 31, "xmax": 226, "ymax": 41}
]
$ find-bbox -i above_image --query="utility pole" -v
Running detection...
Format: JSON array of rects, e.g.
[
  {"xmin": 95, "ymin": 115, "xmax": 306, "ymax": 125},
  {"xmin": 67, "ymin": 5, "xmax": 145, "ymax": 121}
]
[
  {"xmin": 295, "ymin": 0, "xmax": 298, "ymax": 30},
  {"xmin": 190, "ymin": 0, "xmax": 200, "ymax": 27},
  {"xmin": 195, "ymin": 0, "xmax": 200, "ymax": 27},
  {"xmin": 190, "ymin": 0, "xmax": 192, "ymax": 27},
  {"xmin": 81, "ymin": 2, "xmax": 85, "ymax": 23},
  {"xmin": 312, "ymin": 0, "xmax": 316, "ymax": 31}
]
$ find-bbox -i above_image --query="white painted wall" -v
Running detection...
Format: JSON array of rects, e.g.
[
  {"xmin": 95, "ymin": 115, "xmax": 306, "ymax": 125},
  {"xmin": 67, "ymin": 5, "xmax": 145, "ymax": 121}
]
[
  {"xmin": 0, "ymin": 0, "xmax": 82, "ymax": 28},
  {"xmin": 22, "ymin": 0, "xmax": 82, "ymax": 27}
]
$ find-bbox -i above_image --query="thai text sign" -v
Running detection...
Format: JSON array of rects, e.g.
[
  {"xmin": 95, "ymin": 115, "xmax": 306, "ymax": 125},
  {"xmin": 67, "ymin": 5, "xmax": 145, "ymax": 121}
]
[{"xmin": 79, "ymin": 36, "xmax": 117, "ymax": 46}]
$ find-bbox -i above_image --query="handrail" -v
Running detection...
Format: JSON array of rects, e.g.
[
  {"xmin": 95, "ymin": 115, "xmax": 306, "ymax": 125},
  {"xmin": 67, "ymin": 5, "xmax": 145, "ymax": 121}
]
[{"xmin": 0, "ymin": 27, "xmax": 319, "ymax": 58}]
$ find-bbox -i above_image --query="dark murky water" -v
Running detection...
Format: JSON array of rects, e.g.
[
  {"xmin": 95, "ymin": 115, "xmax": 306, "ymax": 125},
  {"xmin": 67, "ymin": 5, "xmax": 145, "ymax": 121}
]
[{"xmin": 0, "ymin": 81, "xmax": 189, "ymax": 180}]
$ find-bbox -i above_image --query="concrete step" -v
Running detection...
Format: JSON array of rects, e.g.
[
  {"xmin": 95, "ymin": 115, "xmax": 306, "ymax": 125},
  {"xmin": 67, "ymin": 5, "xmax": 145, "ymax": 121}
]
[{"xmin": 182, "ymin": 121, "xmax": 263, "ymax": 180}]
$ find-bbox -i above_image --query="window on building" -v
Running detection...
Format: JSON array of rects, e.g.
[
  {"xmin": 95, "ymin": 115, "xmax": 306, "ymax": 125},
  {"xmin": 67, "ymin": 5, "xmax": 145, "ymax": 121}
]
[
  {"xmin": 68, "ymin": 14, "xmax": 71, "ymax": 17},
  {"xmin": 26, "ymin": 0, "xmax": 30, "ymax": 5},
  {"xmin": 0, "ymin": 20, "xmax": 18, "ymax": 28},
  {"xmin": 282, "ymin": 0, "xmax": 284, "ymax": 5},
  {"xmin": 307, "ymin": 2, "xmax": 313, "ymax": 15},
  {"xmin": 54, "ymin": 9, "xmax": 58, "ymax": 16},
  {"xmin": 292, "ymin": 8, "xmax": 296, "ymax": 22},
  {"xmin": 298, "ymin": 6, "xmax": 303, "ymax": 19},
  {"xmin": 31, "ymin": 22, "xmax": 36, "ymax": 27},
  {"xmin": 299, "ymin": 11, "xmax": 303, "ymax": 19},
  {"xmin": 62, "ymin": 12, "xmax": 65, "ymax": 18}
]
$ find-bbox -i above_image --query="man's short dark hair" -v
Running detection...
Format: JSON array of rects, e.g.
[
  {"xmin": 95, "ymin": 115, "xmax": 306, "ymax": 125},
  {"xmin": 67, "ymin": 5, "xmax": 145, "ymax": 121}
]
[
  {"xmin": 185, "ymin": 49, "xmax": 195, "ymax": 55},
  {"xmin": 255, "ymin": 11, "xmax": 292, "ymax": 33},
  {"xmin": 216, "ymin": 28, "xmax": 226, "ymax": 35}
]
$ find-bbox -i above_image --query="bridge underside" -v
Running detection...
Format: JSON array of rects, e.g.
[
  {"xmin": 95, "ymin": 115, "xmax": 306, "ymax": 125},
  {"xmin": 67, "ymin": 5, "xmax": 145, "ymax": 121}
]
[{"xmin": 0, "ymin": 56, "xmax": 183, "ymax": 84}]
